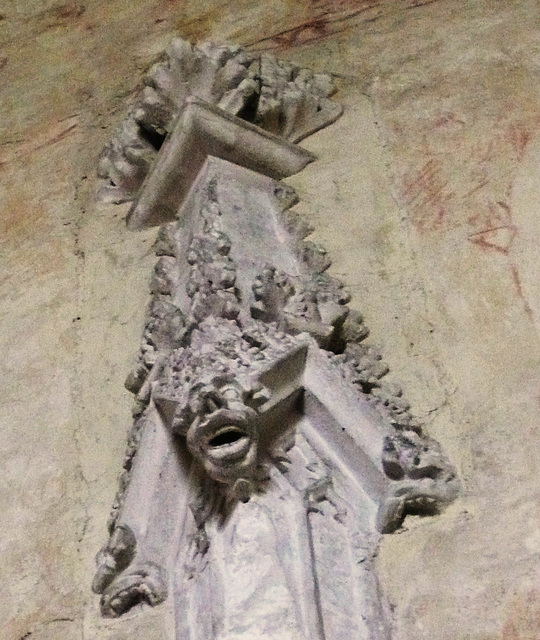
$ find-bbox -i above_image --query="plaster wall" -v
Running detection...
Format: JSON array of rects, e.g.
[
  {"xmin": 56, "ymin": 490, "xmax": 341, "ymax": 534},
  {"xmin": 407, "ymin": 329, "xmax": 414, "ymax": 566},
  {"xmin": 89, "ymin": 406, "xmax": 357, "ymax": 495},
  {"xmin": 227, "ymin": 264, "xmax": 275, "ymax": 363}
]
[{"xmin": 1, "ymin": 1, "xmax": 539, "ymax": 639}]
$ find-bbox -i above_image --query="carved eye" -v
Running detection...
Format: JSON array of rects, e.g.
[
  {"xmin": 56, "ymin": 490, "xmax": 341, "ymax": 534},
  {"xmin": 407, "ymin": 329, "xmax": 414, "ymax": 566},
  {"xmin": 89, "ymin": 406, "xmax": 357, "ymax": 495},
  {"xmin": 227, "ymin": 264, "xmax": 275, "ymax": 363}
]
[{"xmin": 208, "ymin": 426, "xmax": 248, "ymax": 448}]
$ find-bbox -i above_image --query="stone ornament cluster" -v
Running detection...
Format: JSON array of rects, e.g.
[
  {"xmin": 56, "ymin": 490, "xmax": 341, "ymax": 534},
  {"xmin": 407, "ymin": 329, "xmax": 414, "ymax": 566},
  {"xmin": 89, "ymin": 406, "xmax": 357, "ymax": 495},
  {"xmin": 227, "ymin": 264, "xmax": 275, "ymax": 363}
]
[
  {"xmin": 97, "ymin": 38, "xmax": 342, "ymax": 207},
  {"xmin": 93, "ymin": 37, "xmax": 458, "ymax": 639}
]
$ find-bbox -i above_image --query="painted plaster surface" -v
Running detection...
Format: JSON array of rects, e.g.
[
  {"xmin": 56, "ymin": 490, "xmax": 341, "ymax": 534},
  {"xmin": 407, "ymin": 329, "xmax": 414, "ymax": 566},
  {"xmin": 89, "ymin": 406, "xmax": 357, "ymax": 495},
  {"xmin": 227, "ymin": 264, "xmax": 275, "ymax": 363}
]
[{"xmin": 1, "ymin": 1, "xmax": 539, "ymax": 639}]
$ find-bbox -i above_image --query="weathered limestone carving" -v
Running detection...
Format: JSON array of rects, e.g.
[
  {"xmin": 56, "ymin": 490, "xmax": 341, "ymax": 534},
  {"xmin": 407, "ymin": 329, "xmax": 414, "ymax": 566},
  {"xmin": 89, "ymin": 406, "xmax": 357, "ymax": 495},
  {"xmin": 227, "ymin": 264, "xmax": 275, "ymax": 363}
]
[
  {"xmin": 97, "ymin": 38, "xmax": 342, "ymax": 207},
  {"xmin": 93, "ymin": 37, "xmax": 458, "ymax": 639}
]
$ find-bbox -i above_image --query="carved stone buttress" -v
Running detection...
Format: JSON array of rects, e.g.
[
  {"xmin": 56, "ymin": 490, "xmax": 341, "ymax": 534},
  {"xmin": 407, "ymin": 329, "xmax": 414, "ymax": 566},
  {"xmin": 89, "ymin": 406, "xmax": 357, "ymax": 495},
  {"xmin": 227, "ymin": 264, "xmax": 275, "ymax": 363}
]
[{"xmin": 93, "ymin": 37, "xmax": 459, "ymax": 640}]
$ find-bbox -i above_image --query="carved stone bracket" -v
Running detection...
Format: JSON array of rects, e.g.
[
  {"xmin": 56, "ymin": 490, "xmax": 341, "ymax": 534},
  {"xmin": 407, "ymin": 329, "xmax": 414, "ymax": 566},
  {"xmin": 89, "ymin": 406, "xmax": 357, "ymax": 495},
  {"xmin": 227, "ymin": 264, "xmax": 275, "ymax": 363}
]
[
  {"xmin": 93, "ymin": 37, "xmax": 458, "ymax": 639},
  {"xmin": 97, "ymin": 38, "xmax": 342, "ymax": 207}
]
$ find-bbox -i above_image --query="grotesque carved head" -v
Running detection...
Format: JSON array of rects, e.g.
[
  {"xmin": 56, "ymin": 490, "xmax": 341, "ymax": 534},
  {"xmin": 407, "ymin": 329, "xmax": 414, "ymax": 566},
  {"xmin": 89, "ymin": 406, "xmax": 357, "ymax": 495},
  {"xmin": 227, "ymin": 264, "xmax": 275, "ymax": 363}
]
[
  {"xmin": 181, "ymin": 377, "xmax": 264, "ymax": 490},
  {"xmin": 152, "ymin": 317, "xmax": 304, "ymax": 497}
]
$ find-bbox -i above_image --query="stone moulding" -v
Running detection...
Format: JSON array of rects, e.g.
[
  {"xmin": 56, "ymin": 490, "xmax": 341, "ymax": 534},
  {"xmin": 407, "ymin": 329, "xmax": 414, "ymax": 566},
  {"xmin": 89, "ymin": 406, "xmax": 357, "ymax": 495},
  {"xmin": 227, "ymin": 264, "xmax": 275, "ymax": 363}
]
[
  {"xmin": 127, "ymin": 97, "xmax": 316, "ymax": 229},
  {"xmin": 97, "ymin": 37, "xmax": 342, "ymax": 207},
  {"xmin": 93, "ymin": 37, "xmax": 459, "ymax": 640}
]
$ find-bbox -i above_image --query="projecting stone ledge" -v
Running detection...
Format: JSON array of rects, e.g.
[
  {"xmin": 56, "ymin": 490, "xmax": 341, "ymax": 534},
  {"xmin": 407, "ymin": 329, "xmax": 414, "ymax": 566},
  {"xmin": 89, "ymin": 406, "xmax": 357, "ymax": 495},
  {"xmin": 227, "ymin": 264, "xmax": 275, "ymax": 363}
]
[
  {"xmin": 126, "ymin": 98, "xmax": 316, "ymax": 229},
  {"xmin": 97, "ymin": 36, "xmax": 343, "ymax": 207}
]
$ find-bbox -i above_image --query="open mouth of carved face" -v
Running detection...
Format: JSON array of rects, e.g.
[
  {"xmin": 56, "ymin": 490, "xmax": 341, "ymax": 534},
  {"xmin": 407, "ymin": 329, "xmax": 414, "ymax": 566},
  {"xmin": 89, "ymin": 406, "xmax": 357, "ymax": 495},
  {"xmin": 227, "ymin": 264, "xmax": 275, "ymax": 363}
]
[
  {"xmin": 186, "ymin": 406, "xmax": 259, "ymax": 483},
  {"xmin": 205, "ymin": 424, "xmax": 252, "ymax": 463}
]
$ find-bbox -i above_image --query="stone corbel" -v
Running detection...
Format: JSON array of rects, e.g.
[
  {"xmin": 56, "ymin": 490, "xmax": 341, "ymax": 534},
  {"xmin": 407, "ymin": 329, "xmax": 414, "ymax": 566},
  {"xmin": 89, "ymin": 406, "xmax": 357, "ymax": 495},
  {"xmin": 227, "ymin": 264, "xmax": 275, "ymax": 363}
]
[
  {"xmin": 93, "ymin": 37, "xmax": 458, "ymax": 639},
  {"xmin": 127, "ymin": 97, "xmax": 316, "ymax": 229}
]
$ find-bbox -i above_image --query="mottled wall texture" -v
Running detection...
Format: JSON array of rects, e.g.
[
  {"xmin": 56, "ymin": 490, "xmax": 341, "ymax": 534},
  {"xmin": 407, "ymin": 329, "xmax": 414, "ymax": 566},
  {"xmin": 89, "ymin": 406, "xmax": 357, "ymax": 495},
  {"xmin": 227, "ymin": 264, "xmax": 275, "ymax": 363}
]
[{"xmin": 2, "ymin": 1, "xmax": 540, "ymax": 639}]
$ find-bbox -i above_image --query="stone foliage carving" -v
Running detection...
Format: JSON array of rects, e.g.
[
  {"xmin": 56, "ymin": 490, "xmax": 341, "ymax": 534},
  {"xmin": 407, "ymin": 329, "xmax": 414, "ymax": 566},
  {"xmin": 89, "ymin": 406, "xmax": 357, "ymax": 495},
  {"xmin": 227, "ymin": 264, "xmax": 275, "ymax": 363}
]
[
  {"xmin": 97, "ymin": 37, "xmax": 343, "ymax": 205},
  {"xmin": 93, "ymin": 38, "xmax": 458, "ymax": 639}
]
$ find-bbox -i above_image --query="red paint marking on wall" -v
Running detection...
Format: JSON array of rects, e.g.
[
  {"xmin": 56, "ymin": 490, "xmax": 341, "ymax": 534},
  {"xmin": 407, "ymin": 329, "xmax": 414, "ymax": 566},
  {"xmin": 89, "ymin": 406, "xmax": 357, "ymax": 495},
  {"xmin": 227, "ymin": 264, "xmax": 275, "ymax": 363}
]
[
  {"xmin": 30, "ymin": 1, "xmax": 86, "ymax": 35},
  {"xmin": 36, "ymin": 1, "xmax": 85, "ymax": 22},
  {"xmin": 506, "ymin": 122, "xmax": 532, "ymax": 161},
  {"xmin": 0, "ymin": 117, "xmax": 79, "ymax": 166},
  {"xmin": 432, "ymin": 112, "xmax": 466, "ymax": 129},
  {"xmin": 462, "ymin": 179, "xmax": 489, "ymax": 199},
  {"xmin": 260, "ymin": 18, "xmax": 330, "ymax": 50},
  {"xmin": 245, "ymin": 0, "xmax": 444, "ymax": 51},
  {"xmin": 467, "ymin": 198, "xmax": 511, "ymax": 233},
  {"xmin": 245, "ymin": 0, "xmax": 386, "ymax": 50},
  {"xmin": 401, "ymin": 157, "xmax": 451, "ymax": 231},
  {"xmin": 473, "ymin": 138, "xmax": 495, "ymax": 166},
  {"xmin": 405, "ymin": 0, "xmax": 440, "ymax": 7},
  {"xmin": 392, "ymin": 94, "xmax": 540, "ymax": 234},
  {"xmin": 467, "ymin": 224, "xmax": 517, "ymax": 255},
  {"xmin": 32, "ymin": 123, "xmax": 78, "ymax": 153},
  {"xmin": 509, "ymin": 263, "xmax": 535, "ymax": 323}
]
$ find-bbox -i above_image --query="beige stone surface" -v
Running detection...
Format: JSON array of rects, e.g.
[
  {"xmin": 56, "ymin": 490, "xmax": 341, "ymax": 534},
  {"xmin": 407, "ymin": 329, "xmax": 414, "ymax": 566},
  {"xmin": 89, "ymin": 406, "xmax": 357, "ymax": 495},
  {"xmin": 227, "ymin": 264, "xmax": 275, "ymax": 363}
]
[{"xmin": 1, "ymin": 1, "xmax": 539, "ymax": 638}]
